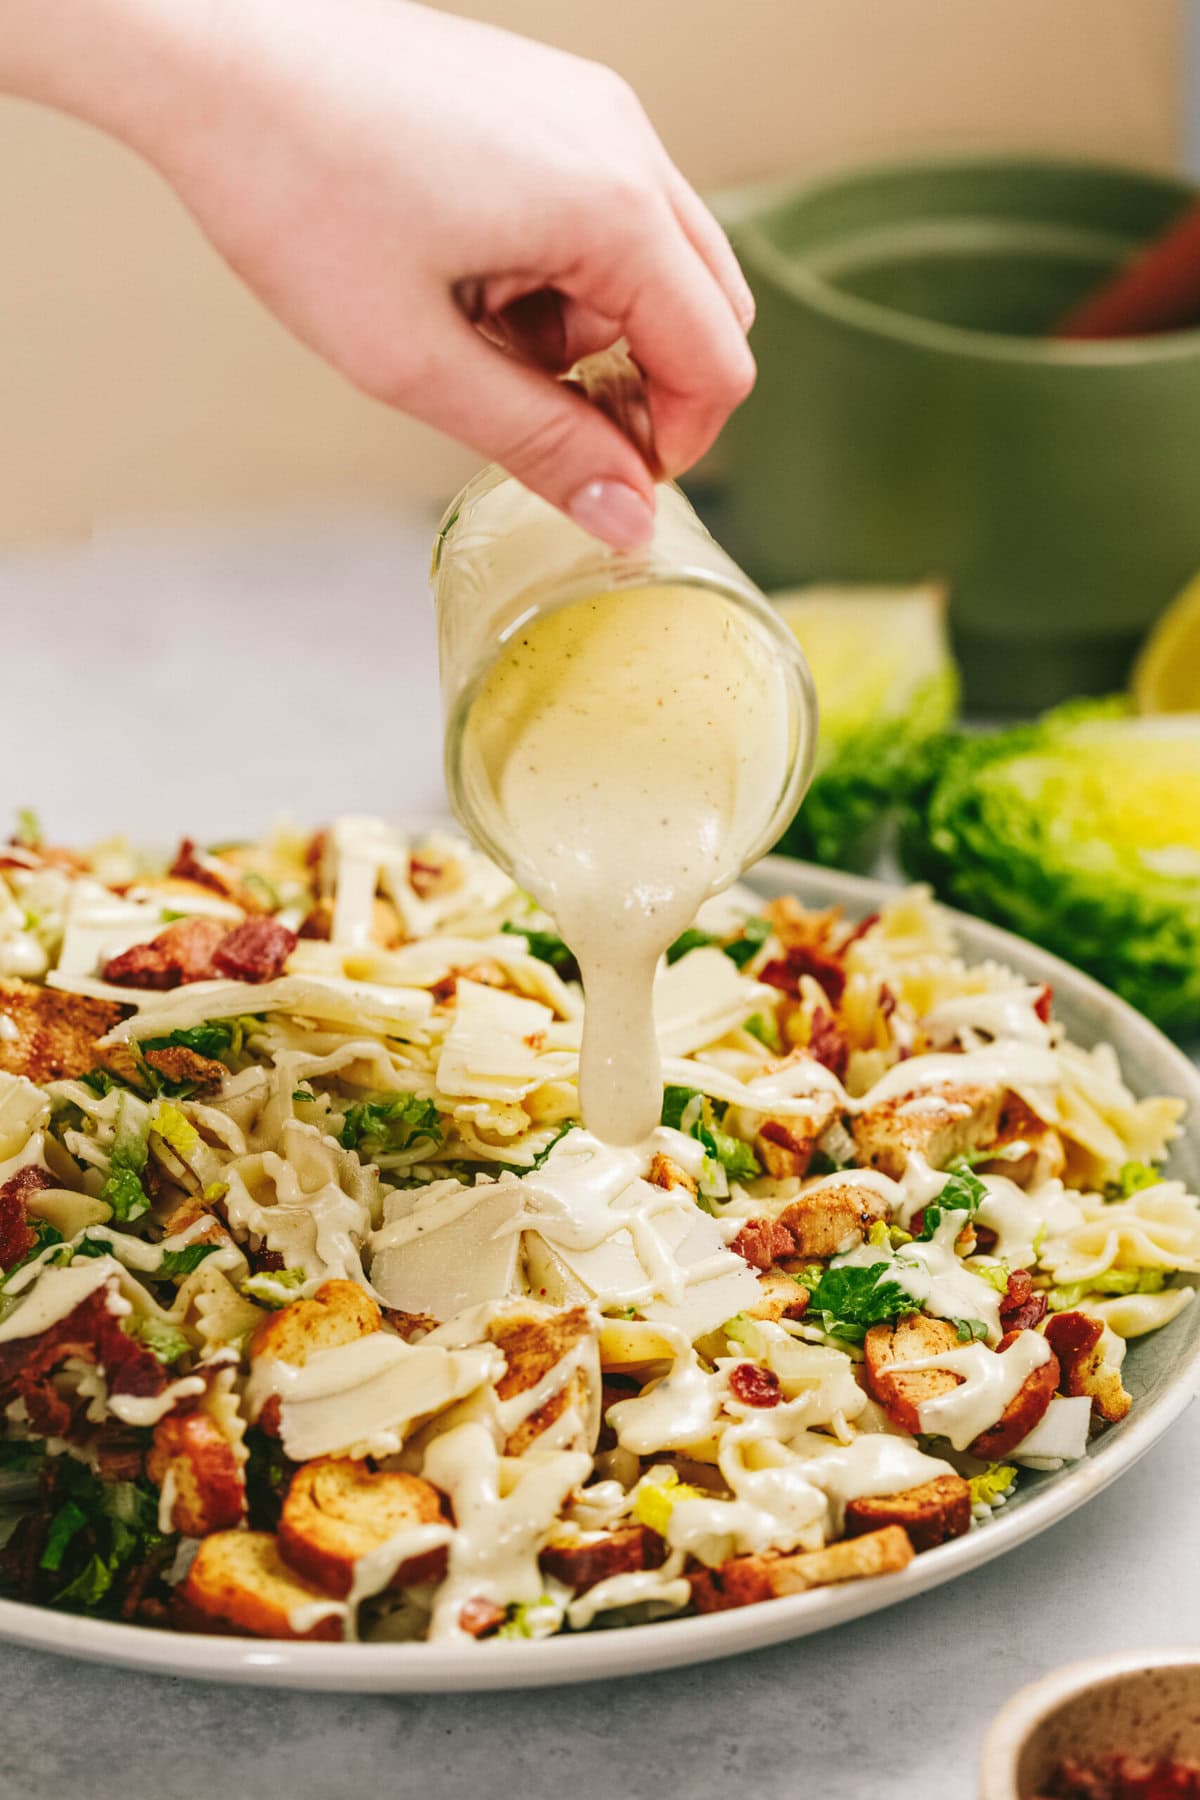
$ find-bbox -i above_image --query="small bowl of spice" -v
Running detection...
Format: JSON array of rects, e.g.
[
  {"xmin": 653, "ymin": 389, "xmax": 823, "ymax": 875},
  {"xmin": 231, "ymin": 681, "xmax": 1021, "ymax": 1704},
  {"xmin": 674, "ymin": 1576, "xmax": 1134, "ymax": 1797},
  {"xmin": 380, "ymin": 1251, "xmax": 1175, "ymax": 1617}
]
[{"xmin": 979, "ymin": 1650, "xmax": 1200, "ymax": 1798}]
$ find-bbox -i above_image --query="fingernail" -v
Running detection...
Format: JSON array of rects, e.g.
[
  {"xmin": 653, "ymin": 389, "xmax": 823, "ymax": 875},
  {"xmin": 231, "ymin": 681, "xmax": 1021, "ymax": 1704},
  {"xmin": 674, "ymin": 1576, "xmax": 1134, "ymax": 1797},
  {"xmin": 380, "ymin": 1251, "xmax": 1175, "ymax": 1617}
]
[{"xmin": 567, "ymin": 479, "xmax": 656, "ymax": 550}]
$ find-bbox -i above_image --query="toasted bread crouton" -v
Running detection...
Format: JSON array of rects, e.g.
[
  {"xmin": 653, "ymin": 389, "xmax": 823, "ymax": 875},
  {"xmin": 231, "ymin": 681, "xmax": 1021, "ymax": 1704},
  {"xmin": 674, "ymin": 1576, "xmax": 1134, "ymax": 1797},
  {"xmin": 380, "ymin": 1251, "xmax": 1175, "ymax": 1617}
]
[
  {"xmin": 865, "ymin": 1315, "xmax": 1059, "ymax": 1456},
  {"xmin": 1044, "ymin": 1310, "xmax": 1132, "ymax": 1424},
  {"xmin": 180, "ymin": 1530, "xmax": 343, "ymax": 1640},
  {"xmin": 976, "ymin": 1094, "xmax": 1065, "ymax": 1188},
  {"xmin": 776, "ymin": 1183, "xmax": 892, "ymax": 1260},
  {"xmin": 843, "ymin": 1474, "xmax": 971, "ymax": 1552},
  {"xmin": 249, "ymin": 1280, "xmax": 381, "ymax": 1435},
  {"xmin": 0, "ymin": 979, "xmax": 128, "ymax": 1083},
  {"xmin": 969, "ymin": 1329, "xmax": 1061, "ymax": 1459},
  {"xmin": 863, "ymin": 1314, "xmax": 963, "ymax": 1435},
  {"xmin": 852, "ymin": 1084, "xmax": 1005, "ymax": 1180},
  {"xmin": 278, "ymin": 1457, "xmax": 446, "ymax": 1596},
  {"xmin": 540, "ymin": 1524, "xmax": 665, "ymax": 1594},
  {"xmin": 689, "ymin": 1525, "xmax": 913, "ymax": 1614},
  {"xmin": 488, "ymin": 1305, "xmax": 596, "ymax": 1455},
  {"xmin": 147, "ymin": 1410, "xmax": 246, "ymax": 1537},
  {"xmin": 647, "ymin": 1153, "xmax": 698, "ymax": 1198},
  {"xmin": 747, "ymin": 1269, "xmax": 810, "ymax": 1323}
]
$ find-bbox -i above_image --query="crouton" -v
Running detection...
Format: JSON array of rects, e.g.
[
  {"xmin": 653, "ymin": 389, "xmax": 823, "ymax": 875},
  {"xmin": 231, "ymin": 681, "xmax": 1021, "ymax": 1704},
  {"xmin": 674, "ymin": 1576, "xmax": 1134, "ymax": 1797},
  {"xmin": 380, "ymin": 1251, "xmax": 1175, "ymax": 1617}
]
[
  {"xmin": 851, "ymin": 1084, "xmax": 1006, "ymax": 1181},
  {"xmin": 1044, "ymin": 1310, "xmax": 1132, "ymax": 1424},
  {"xmin": 278, "ymin": 1457, "xmax": 445, "ymax": 1596},
  {"xmin": 843, "ymin": 1474, "xmax": 971, "ymax": 1552},
  {"xmin": 863, "ymin": 1314, "xmax": 963, "ymax": 1435},
  {"xmin": 689, "ymin": 1525, "xmax": 913, "ymax": 1613},
  {"xmin": 249, "ymin": 1280, "xmax": 381, "ymax": 1435},
  {"xmin": 147, "ymin": 1410, "xmax": 246, "ymax": 1536},
  {"xmin": 970, "ymin": 1329, "xmax": 1061, "ymax": 1459},
  {"xmin": 488, "ymin": 1305, "xmax": 596, "ymax": 1456},
  {"xmin": 0, "ymin": 979, "xmax": 128, "ymax": 1083},
  {"xmin": 776, "ymin": 1182, "xmax": 892, "ymax": 1260},
  {"xmin": 180, "ymin": 1530, "xmax": 343, "ymax": 1640},
  {"xmin": 540, "ymin": 1524, "xmax": 665, "ymax": 1593},
  {"xmin": 865, "ymin": 1315, "xmax": 1059, "ymax": 1457},
  {"xmin": 746, "ymin": 1269, "xmax": 810, "ymax": 1323},
  {"xmin": 647, "ymin": 1154, "xmax": 698, "ymax": 1198}
]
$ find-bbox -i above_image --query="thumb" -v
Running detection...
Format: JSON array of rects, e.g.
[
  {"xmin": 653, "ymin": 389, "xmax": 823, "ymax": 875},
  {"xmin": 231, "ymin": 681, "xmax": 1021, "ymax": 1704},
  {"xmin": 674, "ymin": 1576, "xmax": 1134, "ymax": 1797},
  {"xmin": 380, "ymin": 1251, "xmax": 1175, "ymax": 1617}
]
[{"xmin": 411, "ymin": 319, "xmax": 658, "ymax": 550}]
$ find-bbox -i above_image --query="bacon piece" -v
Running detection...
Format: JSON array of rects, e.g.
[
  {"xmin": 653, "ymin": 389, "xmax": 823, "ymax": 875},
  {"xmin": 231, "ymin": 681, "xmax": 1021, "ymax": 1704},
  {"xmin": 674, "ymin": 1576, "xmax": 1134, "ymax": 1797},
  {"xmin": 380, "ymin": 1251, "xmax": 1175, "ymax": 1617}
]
[
  {"xmin": 102, "ymin": 916, "xmax": 228, "ymax": 989},
  {"xmin": 0, "ymin": 1281, "xmax": 168, "ymax": 1404},
  {"xmin": 1044, "ymin": 1309, "xmax": 1132, "ymax": 1423},
  {"xmin": 728, "ymin": 1362, "xmax": 782, "ymax": 1408},
  {"xmin": 999, "ymin": 1267, "xmax": 1048, "ymax": 1334},
  {"xmin": 459, "ymin": 1596, "xmax": 505, "ymax": 1638},
  {"xmin": 0, "ymin": 1166, "xmax": 53, "ymax": 1271},
  {"xmin": 807, "ymin": 1008, "xmax": 849, "ymax": 1080},
  {"xmin": 211, "ymin": 918, "xmax": 297, "ymax": 983},
  {"xmin": 729, "ymin": 1217, "xmax": 796, "ymax": 1272}
]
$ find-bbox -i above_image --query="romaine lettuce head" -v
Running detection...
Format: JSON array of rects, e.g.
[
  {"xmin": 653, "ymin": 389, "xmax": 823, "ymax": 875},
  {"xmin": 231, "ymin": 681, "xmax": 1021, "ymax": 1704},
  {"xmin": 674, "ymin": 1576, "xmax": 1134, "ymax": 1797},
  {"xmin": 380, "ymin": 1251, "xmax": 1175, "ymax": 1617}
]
[
  {"xmin": 771, "ymin": 584, "xmax": 959, "ymax": 868},
  {"xmin": 901, "ymin": 699, "xmax": 1200, "ymax": 1034}
]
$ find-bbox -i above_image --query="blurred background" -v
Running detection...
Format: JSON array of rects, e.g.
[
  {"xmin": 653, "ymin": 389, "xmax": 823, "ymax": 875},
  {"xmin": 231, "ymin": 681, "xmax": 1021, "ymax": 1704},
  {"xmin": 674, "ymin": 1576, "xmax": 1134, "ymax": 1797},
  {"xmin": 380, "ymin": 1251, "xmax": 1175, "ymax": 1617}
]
[{"xmin": 0, "ymin": 0, "xmax": 1190, "ymax": 539}]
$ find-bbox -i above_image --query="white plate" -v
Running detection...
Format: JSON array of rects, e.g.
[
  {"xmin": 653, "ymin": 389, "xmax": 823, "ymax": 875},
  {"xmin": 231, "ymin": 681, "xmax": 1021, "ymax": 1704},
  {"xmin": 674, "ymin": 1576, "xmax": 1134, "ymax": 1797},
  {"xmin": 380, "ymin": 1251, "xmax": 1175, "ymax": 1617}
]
[{"xmin": 3, "ymin": 857, "xmax": 1199, "ymax": 1692}]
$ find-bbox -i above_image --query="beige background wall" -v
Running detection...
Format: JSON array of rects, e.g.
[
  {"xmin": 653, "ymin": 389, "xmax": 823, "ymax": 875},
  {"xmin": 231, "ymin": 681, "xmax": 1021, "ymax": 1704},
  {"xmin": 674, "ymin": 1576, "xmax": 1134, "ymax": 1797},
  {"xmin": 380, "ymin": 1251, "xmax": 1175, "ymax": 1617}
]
[{"xmin": 0, "ymin": 0, "xmax": 1184, "ymax": 540}]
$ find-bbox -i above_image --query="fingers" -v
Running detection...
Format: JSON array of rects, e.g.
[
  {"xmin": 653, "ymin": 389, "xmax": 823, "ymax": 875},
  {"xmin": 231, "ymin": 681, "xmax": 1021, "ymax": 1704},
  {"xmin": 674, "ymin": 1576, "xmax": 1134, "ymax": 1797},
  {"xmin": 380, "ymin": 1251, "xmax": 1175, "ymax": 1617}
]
[
  {"xmin": 572, "ymin": 209, "xmax": 757, "ymax": 479},
  {"xmin": 411, "ymin": 311, "xmax": 657, "ymax": 549},
  {"xmin": 483, "ymin": 288, "xmax": 622, "ymax": 374},
  {"xmin": 665, "ymin": 168, "xmax": 756, "ymax": 333}
]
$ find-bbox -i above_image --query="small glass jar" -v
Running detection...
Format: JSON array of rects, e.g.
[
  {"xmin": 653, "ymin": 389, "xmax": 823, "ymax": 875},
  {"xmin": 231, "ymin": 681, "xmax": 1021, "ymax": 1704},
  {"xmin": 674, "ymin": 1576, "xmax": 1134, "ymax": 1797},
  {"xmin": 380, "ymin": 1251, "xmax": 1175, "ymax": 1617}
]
[{"xmin": 432, "ymin": 465, "xmax": 818, "ymax": 878}]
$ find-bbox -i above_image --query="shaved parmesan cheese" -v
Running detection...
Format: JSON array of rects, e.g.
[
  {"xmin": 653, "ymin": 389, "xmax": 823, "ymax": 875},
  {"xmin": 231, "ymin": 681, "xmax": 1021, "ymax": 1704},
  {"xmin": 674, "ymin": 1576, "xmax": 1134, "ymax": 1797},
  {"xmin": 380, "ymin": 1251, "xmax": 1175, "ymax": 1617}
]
[
  {"xmin": 91, "ymin": 974, "xmax": 434, "ymax": 1042},
  {"xmin": 245, "ymin": 1331, "xmax": 501, "ymax": 1460},
  {"xmin": 436, "ymin": 979, "xmax": 575, "ymax": 1101},
  {"xmin": 654, "ymin": 947, "xmax": 773, "ymax": 1056}
]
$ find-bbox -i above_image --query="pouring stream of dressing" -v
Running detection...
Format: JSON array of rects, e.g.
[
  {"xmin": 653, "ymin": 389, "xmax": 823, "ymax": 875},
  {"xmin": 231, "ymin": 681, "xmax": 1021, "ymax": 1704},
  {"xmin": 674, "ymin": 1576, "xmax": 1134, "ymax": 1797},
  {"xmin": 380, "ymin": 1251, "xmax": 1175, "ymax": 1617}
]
[{"xmin": 458, "ymin": 583, "xmax": 794, "ymax": 1144}]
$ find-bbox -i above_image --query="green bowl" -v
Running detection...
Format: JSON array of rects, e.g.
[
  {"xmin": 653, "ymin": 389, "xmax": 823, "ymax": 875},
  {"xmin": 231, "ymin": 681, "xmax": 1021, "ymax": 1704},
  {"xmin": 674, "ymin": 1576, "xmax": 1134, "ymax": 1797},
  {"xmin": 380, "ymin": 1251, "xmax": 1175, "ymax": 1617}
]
[{"xmin": 717, "ymin": 156, "xmax": 1200, "ymax": 711}]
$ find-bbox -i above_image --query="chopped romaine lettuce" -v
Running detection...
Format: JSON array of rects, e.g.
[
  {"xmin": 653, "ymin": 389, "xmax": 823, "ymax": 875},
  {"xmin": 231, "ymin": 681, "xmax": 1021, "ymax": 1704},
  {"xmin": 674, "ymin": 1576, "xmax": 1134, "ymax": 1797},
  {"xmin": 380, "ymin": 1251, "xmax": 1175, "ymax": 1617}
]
[{"xmin": 339, "ymin": 1093, "xmax": 442, "ymax": 1159}]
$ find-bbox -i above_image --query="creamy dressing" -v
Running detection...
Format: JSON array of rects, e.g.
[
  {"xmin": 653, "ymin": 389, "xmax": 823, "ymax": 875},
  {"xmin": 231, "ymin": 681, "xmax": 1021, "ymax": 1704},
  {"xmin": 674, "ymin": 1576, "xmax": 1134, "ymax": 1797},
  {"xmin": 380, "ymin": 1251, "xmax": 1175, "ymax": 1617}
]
[
  {"xmin": 421, "ymin": 1420, "xmax": 590, "ymax": 1640},
  {"xmin": 892, "ymin": 1332, "xmax": 1053, "ymax": 1450},
  {"xmin": 456, "ymin": 585, "xmax": 795, "ymax": 1146},
  {"xmin": 564, "ymin": 1554, "xmax": 691, "ymax": 1629}
]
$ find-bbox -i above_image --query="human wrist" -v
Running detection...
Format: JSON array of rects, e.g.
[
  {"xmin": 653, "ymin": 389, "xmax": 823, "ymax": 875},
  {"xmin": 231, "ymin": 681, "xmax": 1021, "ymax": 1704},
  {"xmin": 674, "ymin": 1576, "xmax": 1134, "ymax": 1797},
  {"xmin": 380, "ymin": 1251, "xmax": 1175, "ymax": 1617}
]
[{"xmin": 0, "ymin": 0, "xmax": 224, "ymax": 163}]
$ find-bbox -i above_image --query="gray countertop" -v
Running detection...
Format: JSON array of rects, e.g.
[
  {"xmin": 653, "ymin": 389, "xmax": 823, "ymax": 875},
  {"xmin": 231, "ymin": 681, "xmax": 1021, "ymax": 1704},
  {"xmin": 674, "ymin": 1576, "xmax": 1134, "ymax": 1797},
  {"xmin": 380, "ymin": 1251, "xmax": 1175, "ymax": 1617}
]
[{"xmin": 1, "ymin": 514, "xmax": 1196, "ymax": 1800}]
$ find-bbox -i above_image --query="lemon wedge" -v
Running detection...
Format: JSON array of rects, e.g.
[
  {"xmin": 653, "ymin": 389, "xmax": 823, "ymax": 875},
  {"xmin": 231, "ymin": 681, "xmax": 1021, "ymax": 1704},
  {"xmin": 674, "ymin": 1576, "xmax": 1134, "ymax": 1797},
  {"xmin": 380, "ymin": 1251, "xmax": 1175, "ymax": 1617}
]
[{"xmin": 1133, "ymin": 570, "xmax": 1200, "ymax": 714}]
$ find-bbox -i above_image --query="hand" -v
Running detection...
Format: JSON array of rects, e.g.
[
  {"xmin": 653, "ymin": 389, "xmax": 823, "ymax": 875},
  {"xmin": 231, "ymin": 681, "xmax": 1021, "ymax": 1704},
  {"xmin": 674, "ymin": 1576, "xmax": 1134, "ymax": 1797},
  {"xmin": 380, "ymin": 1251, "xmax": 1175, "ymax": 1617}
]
[{"xmin": 7, "ymin": 0, "xmax": 756, "ymax": 547}]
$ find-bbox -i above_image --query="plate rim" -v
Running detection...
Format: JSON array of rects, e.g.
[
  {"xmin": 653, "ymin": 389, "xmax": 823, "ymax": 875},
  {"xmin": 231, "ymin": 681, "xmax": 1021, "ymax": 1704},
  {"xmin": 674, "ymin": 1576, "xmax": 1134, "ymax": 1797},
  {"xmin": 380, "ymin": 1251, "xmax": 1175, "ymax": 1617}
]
[{"xmin": 3, "ymin": 856, "xmax": 1199, "ymax": 1692}]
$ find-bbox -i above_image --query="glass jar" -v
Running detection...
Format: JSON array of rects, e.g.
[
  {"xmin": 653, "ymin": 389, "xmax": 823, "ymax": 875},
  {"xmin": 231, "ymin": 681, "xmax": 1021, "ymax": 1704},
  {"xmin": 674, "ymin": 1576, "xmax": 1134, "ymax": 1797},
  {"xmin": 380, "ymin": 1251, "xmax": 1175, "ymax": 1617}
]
[{"xmin": 432, "ymin": 465, "xmax": 818, "ymax": 880}]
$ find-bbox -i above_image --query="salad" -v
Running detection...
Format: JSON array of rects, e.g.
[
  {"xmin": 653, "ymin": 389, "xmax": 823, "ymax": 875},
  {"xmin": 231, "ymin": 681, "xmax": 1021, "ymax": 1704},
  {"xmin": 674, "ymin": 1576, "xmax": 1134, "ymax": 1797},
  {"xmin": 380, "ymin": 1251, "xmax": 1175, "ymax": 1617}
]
[{"xmin": 0, "ymin": 812, "xmax": 1194, "ymax": 1645}]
